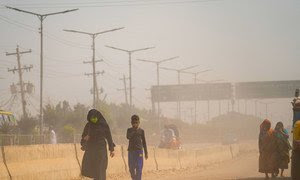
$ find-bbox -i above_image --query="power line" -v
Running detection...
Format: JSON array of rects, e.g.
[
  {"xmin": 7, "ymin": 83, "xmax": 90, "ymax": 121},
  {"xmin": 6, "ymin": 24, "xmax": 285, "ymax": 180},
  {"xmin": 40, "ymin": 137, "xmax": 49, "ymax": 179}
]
[
  {"xmin": 1, "ymin": 0, "xmax": 221, "ymax": 9},
  {"xmin": 6, "ymin": 6, "xmax": 79, "ymax": 134},
  {"xmin": 136, "ymin": 56, "xmax": 179, "ymax": 129},
  {"xmin": 117, "ymin": 74, "xmax": 130, "ymax": 105},
  {"xmin": 181, "ymin": 68, "xmax": 212, "ymax": 124},
  {"xmin": 27, "ymin": 94, "xmax": 41, "ymax": 114},
  {"xmin": 64, "ymin": 27, "xmax": 124, "ymax": 108},
  {"xmin": 6, "ymin": 45, "xmax": 33, "ymax": 118},
  {"xmin": 1, "ymin": 0, "xmax": 143, "ymax": 6},
  {"xmin": 0, "ymin": 14, "xmax": 90, "ymax": 49},
  {"xmin": 26, "ymin": 47, "xmax": 86, "ymax": 65},
  {"xmin": 6, "ymin": 95, "xmax": 17, "ymax": 111},
  {"xmin": 0, "ymin": 95, "xmax": 14, "ymax": 108},
  {"xmin": 160, "ymin": 64, "xmax": 198, "ymax": 120},
  {"xmin": 106, "ymin": 45, "xmax": 155, "ymax": 110}
]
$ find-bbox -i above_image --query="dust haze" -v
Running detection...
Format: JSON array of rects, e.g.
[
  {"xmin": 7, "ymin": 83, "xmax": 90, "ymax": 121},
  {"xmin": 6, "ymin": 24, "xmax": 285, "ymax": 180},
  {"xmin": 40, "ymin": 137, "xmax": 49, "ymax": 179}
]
[{"xmin": 0, "ymin": 0, "xmax": 298, "ymax": 179}]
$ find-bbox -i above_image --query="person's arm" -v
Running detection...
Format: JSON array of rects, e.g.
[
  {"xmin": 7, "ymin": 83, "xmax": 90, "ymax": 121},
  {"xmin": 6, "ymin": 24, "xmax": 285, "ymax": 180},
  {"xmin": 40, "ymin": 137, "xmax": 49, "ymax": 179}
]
[
  {"xmin": 127, "ymin": 128, "xmax": 136, "ymax": 140},
  {"xmin": 281, "ymin": 129, "xmax": 289, "ymax": 138},
  {"xmin": 142, "ymin": 129, "xmax": 148, "ymax": 159},
  {"xmin": 104, "ymin": 124, "xmax": 115, "ymax": 152},
  {"xmin": 80, "ymin": 123, "xmax": 89, "ymax": 147}
]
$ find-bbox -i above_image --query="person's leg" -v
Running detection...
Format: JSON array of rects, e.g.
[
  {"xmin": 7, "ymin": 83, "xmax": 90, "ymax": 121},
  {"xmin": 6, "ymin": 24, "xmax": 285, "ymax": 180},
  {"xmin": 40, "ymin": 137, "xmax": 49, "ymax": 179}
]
[
  {"xmin": 135, "ymin": 150, "xmax": 144, "ymax": 180},
  {"xmin": 128, "ymin": 151, "xmax": 136, "ymax": 180},
  {"xmin": 280, "ymin": 169, "xmax": 284, "ymax": 177},
  {"xmin": 265, "ymin": 173, "xmax": 269, "ymax": 179},
  {"xmin": 98, "ymin": 148, "xmax": 108, "ymax": 180}
]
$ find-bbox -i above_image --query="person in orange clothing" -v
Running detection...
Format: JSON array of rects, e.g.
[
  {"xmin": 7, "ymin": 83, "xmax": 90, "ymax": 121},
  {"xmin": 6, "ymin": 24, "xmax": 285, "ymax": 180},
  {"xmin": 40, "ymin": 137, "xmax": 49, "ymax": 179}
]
[{"xmin": 258, "ymin": 119, "xmax": 277, "ymax": 179}]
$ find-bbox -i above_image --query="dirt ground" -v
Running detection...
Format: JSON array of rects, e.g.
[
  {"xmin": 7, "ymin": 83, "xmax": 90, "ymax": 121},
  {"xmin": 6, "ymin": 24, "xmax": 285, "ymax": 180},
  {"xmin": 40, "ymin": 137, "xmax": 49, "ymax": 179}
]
[{"xmin": 112, "ymin": 152, "xmax": 291, "ymax": 180}]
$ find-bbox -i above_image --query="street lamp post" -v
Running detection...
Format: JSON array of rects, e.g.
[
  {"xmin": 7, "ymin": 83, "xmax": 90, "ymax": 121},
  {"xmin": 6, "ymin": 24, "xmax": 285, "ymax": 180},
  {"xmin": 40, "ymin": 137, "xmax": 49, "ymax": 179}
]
[
  {"xmin": 181, "ymin": 69, "xmax": 212, "ymax": 124},
  {"xmin": 160, "ymin": 65, "xmax": 199, "ymax": 120},
  {"xmin": 106, "ymin": 45, "xmax": 154, "ymax": 111},
  {"xmin": 63, "ymin": 28, "xmax": 124, "ymax": 107},
  {"xmin": 137, "ymin": 56, "xmax": 179, "ymax": 130},
  {"xmin": 6, "ymin": 6, "xmax": 78, "ymax": 134}
]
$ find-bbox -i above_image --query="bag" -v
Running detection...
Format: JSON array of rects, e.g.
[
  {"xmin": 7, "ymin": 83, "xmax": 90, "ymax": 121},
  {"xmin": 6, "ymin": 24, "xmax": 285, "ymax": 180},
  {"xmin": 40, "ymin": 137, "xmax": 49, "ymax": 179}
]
[{"xmin": 81, "ymin": 123, "xmax": 91, "ymax": 151}]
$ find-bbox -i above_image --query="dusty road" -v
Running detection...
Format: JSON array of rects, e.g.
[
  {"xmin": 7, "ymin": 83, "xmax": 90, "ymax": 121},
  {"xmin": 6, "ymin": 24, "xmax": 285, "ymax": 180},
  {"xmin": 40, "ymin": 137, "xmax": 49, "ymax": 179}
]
[{"xmin": 114, "ymin": 152, "xmax": 291, "ymax": 180}]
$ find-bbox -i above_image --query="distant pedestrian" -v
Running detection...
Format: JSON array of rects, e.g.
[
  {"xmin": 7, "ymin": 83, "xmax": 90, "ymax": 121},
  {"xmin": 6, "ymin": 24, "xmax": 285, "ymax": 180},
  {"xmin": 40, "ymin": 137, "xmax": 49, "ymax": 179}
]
[
  {"xmin": 49, "ymin": 126, "xmax": 57, "ymax": 144},
  {"xmin": 258, "ymin": 119, "xmax": 277, "ymax": 179},
  {"xmin": 81, "ymin": 109, "xmax": 115, "ymax": 180},
  {"xmin": 273, "ymin": 122, "xmax": 291, "ymax": 177},
  {"xmin": 127, "ymin": 115, "xmax": 148, "ymax": 180}
]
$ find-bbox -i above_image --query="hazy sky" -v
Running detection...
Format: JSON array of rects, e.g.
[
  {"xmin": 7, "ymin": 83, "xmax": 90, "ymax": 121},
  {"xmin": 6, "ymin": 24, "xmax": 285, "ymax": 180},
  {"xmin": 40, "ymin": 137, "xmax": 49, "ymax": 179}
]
[{"xmin": 0, "ymin": 0, "xmax": 299, "ymax": 122}]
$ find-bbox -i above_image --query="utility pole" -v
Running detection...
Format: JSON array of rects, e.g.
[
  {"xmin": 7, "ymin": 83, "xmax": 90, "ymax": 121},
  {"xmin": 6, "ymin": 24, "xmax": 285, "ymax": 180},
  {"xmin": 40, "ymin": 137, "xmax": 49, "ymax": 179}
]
[
  {"xmin": 160, "ymin": 65, "xmax": 198, "ymax": 120},
  {"xmin": 6, "ymin": 6, "xmax": 78, "ymax": 134},
  {"xmin": 106, "ymin": 45, "xmax": 155, "ymax": 110},
  {"xmin": 117, "ymin": 74, "xmax": 130, "ymax": 105},
  {"xmin": 136, "ymin": 56, "xmax": 179, "ymax": 129},
  {"xmin": 84, "ymin": 59, "xmax": 104, "ymax": 105},
  {"xmin": 181, "ymin": 69, "xmax": 212, "ymax": 124},
  {"xmin": 85, "ymin": 70, "xmax": 105, "ymax": 105},
  {"xmin": 64, "ymin": 27, "xmax": 123, "ymax": 107},
  {"xmin": 6, "ymin": 46, "xmax": 32, "ymax": 118}
]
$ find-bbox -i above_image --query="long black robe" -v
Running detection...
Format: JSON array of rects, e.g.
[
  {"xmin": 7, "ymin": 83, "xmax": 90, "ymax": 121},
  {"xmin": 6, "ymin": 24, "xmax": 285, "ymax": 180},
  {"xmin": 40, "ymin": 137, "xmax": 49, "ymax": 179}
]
[{"xmin": 81, "ymin": 109, "xmax": 115, "ymax": 180}]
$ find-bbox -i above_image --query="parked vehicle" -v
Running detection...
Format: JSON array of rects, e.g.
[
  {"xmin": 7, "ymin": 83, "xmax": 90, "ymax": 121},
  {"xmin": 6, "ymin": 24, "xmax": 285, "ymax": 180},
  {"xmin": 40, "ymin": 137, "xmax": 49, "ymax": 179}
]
[
  {"xmin": 0, "ymin": 110, "xmax": 17, "ymax": 133},
  {"xmin": 291, "ymin": 89, "xmax": 300, "ymax": 180},
  {"xmin": 158, "ymin": 124, "xmax": 181, "ymax": 149}
]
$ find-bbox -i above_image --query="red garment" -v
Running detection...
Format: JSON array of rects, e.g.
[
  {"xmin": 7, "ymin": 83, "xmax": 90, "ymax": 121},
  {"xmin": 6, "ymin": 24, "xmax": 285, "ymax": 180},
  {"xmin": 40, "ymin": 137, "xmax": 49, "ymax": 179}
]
[
  {"xmin": 259, "ymin": 120, "xmax": 277, "ymax": 174},
  {"xmin": 260, "ymin": 119, "xmax": 271, "ymax": 131}
]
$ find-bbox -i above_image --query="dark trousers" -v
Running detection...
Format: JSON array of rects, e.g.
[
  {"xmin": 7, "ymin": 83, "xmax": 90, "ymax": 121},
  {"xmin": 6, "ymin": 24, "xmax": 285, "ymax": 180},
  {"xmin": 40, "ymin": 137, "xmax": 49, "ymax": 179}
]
[{"xmin": 128, "ymin": 150, "xmax": 144, "ymax": 180}]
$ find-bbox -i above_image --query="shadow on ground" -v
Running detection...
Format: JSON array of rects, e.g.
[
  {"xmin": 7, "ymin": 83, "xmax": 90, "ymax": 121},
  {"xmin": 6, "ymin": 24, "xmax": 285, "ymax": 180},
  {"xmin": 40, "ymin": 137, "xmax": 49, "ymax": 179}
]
[{"xmin": 236, "ymin": 177, "xmax": 291, "ymax": 180}]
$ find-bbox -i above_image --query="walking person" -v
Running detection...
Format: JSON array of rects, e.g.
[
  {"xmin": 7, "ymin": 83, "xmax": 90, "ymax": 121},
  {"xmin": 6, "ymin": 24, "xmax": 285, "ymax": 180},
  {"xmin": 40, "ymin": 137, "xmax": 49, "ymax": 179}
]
[
  {"xmin": 258, "ymin": 119, "xmax": 277, "ymax": 179},
  {"xmin": 127, "ymin": 115, "xmax": 148, "ymax": 180},
  {"xmin": 273, "ymin": 122, "xmax": 292, "ymax": 177},
  {"xmin": 49, "ymin": 126, "xmax": 57, "ymax": 144},
  {"xmin": 80, "ymin": 109, "xmax": 115, "ymax": 180}
]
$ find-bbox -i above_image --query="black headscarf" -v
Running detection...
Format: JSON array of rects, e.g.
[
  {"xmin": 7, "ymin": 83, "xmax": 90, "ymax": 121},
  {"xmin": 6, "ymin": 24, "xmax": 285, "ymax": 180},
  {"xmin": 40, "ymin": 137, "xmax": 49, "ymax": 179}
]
[{"xmin": 86, "ymin": 109, "xmax": 107, "ymax": 125}]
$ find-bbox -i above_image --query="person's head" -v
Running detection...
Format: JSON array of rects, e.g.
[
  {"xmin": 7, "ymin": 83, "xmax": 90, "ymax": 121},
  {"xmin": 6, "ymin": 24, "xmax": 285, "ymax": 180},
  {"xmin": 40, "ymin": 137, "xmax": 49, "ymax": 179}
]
[
  {"xmin": 87, "ymin": 109, "xmax": 105, "ymax": 124},
  {"xmin": 131, "ymin": 115, "xmax": 140, "ymax": 129},
  {"xmin": 296, "ymin": 89, "xmax": 299, "ymax": 97},
  {"xmin": 275, "ymin": 122, "xmax": 284, "ymax": 131},
  {"xmin": 260, "ymin": 119, "xmax": 271, "ymax": 132}
]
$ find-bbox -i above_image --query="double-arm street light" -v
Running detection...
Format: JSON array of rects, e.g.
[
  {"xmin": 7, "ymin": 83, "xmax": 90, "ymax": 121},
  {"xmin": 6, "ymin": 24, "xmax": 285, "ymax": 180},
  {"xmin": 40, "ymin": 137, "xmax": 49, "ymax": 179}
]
[
  {"xmin": 6, "ymin": 6, "xmax": 78, "ymax": 133},
  {"xmin": 160, "ymin": 65, "xmax": 199, "ymax": 120},
  {"xmin": 63, "ymin": 28, "xmax": 124, "ymax": 107},
  {"xmin": 181, "ymin": 69, "xmax": 212, "ymax": 124},
  {"xmin": 137, "ymin": 56, "xmax": 179, "ymax": 129},
  {"xmin": 106, "ymin": 45, "xmax": 155, "ymax": 110}
]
